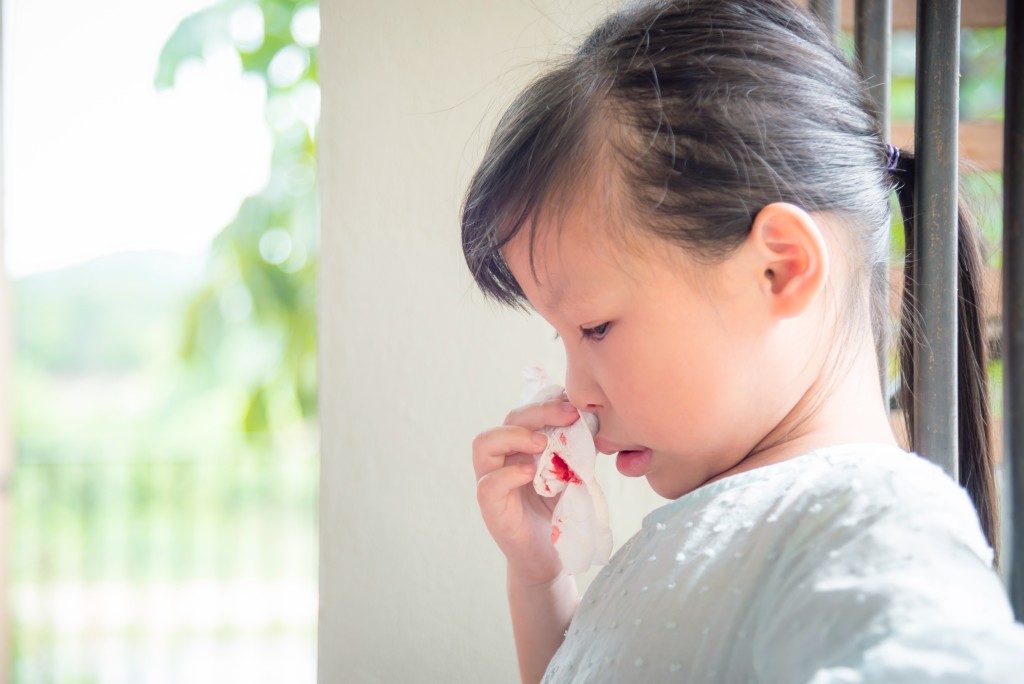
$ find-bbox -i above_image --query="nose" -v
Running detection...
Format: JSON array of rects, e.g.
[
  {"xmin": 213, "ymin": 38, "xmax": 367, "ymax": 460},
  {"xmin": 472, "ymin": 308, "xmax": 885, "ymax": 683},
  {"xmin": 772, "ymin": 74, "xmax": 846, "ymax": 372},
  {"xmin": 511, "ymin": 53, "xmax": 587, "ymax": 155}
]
[{"xmin": 564, "ymin": 354, "xmax": 604, "ymax": 412}]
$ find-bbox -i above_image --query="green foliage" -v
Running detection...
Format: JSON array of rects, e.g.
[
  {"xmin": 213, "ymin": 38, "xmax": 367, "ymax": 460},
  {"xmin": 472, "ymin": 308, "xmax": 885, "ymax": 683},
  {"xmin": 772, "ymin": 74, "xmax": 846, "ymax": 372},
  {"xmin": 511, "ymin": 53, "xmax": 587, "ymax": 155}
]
[
  {"xmin": 961, "ymin": 28, "xmax": 1006, "ymax": 121},
  {"xmin": 157, "ymin": 0, "xmax": 319, "ymax": 438},
  {"xmin": 889, "ymin": 27, "xmax": 1005, "ymax": 122},
  {"xmin": 887, "ymin": 28, "xmax": 1006, "ymax": 262},
  {"xmin": 13, "ymin": 254, "xmax": 198, "ymax": 374},
  {"xmin": 13, "ymin": 6, "xmax": 315, "ymax": 681},
  {"xmin": 962, "ymin": 171, "xmax": 1003, "ymax": 266},
  {"xmin": 10, "ymin": 253, "xmax": 319, "ymax": 681},
  {"xmin": 10, "ymin": 454, "xmax": 318, "ymax": 584},
  {"xmin": 989, "ymin": 359, "xmax": 1003, "ymax": 419}
]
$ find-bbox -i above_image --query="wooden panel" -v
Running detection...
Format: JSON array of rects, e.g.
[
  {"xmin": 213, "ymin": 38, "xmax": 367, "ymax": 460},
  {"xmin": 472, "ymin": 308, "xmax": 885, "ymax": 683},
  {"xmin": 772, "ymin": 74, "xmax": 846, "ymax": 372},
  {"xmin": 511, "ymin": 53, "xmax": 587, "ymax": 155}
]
[
  {"xmin": 794, "ymin": 1, "xmax": 1006, "ymax": 29},
  {"xmin": 891, "ymin": 120, "xmax": 1004, "ymax": 172}
]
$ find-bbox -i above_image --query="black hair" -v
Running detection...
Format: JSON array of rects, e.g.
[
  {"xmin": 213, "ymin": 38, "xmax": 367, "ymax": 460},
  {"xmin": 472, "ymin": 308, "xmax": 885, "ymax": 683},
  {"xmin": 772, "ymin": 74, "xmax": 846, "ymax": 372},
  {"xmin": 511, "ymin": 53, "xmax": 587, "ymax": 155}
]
[
  {"xmin": 461, "ymin": 0, "xmax": 997, "ymax": 558},
  {"xmin": 891, "ymin": 150, "xmax": 997, "ymax": 561}
]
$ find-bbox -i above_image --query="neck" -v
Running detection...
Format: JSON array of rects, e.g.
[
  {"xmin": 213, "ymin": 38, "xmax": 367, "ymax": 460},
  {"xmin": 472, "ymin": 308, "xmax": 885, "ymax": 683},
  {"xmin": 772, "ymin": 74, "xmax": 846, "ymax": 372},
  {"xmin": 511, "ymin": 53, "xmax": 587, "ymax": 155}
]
[{"xmin": 709, "ymin": 326, "xmax": 897, "ymax": 484}]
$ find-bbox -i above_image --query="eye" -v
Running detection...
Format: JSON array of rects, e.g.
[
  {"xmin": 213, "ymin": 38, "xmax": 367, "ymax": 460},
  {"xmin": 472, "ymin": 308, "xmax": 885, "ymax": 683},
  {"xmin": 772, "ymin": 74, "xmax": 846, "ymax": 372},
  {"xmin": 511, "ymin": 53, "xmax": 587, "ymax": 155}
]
[{"xmin": 581, "ymin": 322, "xmax": 611, "ymax": 340}]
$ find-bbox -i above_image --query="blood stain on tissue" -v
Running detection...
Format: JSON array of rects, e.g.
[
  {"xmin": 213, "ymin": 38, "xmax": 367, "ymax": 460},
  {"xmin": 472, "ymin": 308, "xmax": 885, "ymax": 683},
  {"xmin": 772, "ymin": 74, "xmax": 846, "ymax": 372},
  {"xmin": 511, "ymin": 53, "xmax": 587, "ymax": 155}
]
[
  {"xmin": 550, "ymin": 454, "xmax": 582, "ymax": 484},
  {"xmin": 559, "ymin": 433, "xmax": 568, "ymax": 446},
  {"xmin": 552, "ymin": 517, "xmax": 565, "ymax": 544}
]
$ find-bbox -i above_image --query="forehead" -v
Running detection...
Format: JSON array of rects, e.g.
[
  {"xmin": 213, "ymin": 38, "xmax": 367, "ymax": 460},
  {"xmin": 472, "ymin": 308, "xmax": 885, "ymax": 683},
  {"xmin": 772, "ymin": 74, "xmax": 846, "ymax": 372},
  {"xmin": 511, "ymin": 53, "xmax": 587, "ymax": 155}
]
[{"xmin": 502, "ymin": 203, "xmax": 679, "ymax": 312}]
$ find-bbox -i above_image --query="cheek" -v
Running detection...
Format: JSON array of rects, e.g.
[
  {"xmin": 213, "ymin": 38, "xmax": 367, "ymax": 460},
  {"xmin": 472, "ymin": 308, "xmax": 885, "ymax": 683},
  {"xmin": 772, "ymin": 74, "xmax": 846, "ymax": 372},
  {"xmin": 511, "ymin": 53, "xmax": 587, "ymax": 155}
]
[
  {"xmin": 603, "ymin": 337, "xmax": 699, "ymax": 425},
  {"xmin": 638, "ymin": 330, "xmax": 748, "ymax": 431}
]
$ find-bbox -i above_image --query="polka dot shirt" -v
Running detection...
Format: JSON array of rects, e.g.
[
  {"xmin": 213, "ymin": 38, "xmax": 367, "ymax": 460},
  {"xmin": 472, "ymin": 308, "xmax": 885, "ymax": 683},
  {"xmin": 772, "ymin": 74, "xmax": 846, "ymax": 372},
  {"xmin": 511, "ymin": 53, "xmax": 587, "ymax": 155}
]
[{"xmin": 542, "ymin": 444, "xmax": 1024, "ymax": 683}]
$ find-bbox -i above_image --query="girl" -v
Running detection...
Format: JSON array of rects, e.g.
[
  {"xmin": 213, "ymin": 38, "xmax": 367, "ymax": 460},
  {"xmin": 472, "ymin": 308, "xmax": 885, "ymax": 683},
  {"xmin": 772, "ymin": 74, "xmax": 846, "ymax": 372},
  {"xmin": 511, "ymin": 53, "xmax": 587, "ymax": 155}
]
[{"xmin": 463, "ymin": 0, "xmax": 1024, "ymax": 681}]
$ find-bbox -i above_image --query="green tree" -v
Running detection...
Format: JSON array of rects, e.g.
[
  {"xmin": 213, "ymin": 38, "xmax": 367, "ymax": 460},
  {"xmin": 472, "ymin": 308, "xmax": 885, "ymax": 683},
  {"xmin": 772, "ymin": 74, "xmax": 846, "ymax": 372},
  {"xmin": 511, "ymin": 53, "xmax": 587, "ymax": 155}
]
[{"xmin": 156, "ymin": 0, "xmax": 319, "ymax": 436}]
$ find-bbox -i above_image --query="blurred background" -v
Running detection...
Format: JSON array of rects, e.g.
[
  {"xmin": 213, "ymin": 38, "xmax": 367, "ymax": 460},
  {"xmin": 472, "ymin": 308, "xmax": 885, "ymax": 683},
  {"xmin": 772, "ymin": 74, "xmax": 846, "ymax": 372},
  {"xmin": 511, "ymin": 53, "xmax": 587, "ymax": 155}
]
[
  {"xmin": 0, "ymin": 0, "xmax": 1009, "ymax": 682},
  {"xmin": 5, "ymin": 0, "xmax": 318, "ymax": 682}
]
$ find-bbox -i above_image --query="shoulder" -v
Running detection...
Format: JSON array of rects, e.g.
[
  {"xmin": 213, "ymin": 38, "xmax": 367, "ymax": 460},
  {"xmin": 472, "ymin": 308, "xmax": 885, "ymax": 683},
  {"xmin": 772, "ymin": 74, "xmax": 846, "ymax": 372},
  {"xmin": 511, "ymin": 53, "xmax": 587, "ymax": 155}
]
[
  {"xmin": 751, "ymin": 444, "xmax": 1024, "ymax": 682},
  {"xmin": 770, "ymin": 444, "xmax": 992, "ymax": 563},
  {"xmin": 763, "ymin": 444, "xmax": 997, "ymax": 586},
  {"xmin": 777, "ymin": 442, "xmax": 965, "ymax": 503}
]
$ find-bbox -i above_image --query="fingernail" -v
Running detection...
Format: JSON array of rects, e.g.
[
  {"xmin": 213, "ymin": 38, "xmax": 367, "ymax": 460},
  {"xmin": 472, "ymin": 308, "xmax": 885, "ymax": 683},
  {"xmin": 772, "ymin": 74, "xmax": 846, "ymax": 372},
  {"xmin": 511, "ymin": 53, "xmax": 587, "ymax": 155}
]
[
  {"xmin": 533, "ymin": 432, "xmax": 549, "ymax": 448},
  {"xmin": 560, "ymin": 401, "xmax": 578, "ymax": 413}
]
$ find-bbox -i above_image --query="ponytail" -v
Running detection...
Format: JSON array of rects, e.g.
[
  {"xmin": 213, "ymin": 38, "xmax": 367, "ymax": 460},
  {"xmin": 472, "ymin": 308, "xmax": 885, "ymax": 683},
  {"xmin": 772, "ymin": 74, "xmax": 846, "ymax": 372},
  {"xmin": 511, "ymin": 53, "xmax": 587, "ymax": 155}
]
[{"xmin": 891, "ymin": 149, "xmax": 999, "ymax": 563}]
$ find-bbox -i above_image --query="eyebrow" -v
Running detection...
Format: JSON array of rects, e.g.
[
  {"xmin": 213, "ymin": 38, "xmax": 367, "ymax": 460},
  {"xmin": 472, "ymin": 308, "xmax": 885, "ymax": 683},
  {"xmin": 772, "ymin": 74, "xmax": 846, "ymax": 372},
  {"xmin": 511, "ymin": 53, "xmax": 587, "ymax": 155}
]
[
  {"xmin": 542, "ymin": 279, "xmax": 609, "ymax": 318},
  {"xmin": 525, "ymin": 268, "xmax": 570, "ymax": 310},
  {"xmin": 545, "ymin": 282, "xmax": 570, "ymax": 310}
]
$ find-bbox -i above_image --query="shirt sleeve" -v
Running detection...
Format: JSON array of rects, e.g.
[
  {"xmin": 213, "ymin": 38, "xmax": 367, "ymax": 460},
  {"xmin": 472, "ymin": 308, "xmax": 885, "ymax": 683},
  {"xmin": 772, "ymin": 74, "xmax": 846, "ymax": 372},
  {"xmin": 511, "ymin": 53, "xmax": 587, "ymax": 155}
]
[{"xmin": 750, "ymin": 460, "xmax": 1024, "ymax": 684}]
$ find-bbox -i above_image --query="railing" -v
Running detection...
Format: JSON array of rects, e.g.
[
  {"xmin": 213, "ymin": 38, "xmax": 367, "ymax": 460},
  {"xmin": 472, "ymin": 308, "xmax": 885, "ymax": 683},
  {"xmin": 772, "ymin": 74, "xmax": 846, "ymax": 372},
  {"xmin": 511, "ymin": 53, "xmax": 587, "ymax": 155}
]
[
  {"xmin": 8, "ymin": 454, "xmax": 318, "ymax": 684},
  {"xmin": 803, "ymin": 0, "xmax": 1021, "ymax": 617}
]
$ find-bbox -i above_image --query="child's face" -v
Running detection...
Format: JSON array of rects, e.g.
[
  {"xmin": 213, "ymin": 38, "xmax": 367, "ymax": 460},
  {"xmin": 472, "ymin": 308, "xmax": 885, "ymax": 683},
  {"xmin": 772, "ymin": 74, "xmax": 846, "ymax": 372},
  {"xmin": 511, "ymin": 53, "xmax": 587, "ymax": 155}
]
[{"xmin": 504, "ymin": 201, "xmax": 801, "ymax": 499}]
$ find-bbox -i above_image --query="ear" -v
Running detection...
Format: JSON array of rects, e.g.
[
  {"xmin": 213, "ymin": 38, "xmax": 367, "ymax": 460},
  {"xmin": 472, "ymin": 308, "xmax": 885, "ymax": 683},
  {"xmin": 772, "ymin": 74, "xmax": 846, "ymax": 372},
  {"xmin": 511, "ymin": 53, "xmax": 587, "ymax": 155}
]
[{"xmin": 745, "ymin": 202, "xmax": 829, "ymax": 319}]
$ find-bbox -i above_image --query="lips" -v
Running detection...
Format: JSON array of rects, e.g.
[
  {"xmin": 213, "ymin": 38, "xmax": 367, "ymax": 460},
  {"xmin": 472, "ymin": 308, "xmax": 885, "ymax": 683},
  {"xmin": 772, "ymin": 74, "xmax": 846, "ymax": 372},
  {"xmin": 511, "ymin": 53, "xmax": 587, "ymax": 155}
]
[
  {"xmin": 593, "ymin": 436, "xmax": 630, "ymax": 455},
  {"xmin": 615, "ymin": 448, "xmax": 653, "ymax": 477},
  {"xmin": 594, "ymin": 435, "xmax": 647, "ymax": 455},
  {"xmin": 593, "ymin": 436, "xmax": 653, "ymax": 477}
]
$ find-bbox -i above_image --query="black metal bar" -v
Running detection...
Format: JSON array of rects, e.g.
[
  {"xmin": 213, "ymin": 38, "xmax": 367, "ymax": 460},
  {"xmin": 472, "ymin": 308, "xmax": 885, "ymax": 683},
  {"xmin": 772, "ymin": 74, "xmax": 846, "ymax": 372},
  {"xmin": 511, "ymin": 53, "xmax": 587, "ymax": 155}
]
[
  {"xmin": 1004, "ymin": 0, "xmax": 1024, "ymax": 619},
  {"xmin": 913, "ymin": 0, "xmax": 960, "ymax": 478},
  {"xmin": 855, "ymin": 0, "xmax": 892, "ymax": 395},
  {"xmin": 855, "ymin": 0, "xmax": 892, "ymax": 136},
  {"xmin": 809, "ymin": 0, "xmax": 841, "ymax": 39}
]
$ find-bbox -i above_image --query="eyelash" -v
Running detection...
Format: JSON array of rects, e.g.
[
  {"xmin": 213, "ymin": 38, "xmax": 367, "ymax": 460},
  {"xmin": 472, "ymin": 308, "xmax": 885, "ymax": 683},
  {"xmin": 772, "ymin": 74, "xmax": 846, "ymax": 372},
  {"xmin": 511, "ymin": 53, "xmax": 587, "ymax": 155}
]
[{"xmin": 581, "ymin": 322, "xmax": 610, "ymax": 340}]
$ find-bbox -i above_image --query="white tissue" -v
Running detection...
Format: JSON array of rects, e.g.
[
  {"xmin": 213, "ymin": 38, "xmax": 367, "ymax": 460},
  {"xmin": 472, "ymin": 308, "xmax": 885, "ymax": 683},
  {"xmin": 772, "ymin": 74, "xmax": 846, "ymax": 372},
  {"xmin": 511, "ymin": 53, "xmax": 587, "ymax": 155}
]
[{"xmin": 522, "ymin": 368, "xmax": 612, "ymax": 575}]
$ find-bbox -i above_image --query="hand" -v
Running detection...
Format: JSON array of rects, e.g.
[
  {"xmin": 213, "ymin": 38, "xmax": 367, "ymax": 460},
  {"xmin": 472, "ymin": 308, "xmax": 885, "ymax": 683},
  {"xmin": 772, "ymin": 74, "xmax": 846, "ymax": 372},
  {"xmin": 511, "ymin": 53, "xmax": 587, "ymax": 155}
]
[{"xmin": 473, "ymin": 397, "xmax": 582, "ymax": 586}]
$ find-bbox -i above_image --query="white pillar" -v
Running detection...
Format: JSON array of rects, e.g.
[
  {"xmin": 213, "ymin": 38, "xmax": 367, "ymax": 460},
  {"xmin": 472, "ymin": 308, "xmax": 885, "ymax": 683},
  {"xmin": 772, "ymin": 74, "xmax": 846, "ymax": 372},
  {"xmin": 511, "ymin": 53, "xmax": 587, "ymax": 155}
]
[{"xmin": 318, "ymin": 1, "xmax": 660, "ymax": 680}]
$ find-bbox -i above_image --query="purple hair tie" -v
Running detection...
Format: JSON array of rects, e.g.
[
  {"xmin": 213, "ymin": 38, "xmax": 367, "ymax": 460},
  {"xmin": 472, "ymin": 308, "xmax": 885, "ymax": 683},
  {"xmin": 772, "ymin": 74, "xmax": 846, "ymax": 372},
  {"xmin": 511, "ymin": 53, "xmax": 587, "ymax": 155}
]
[{"xmin": 885, "ymin": 143, "xmax": 900, "ymax": 172}]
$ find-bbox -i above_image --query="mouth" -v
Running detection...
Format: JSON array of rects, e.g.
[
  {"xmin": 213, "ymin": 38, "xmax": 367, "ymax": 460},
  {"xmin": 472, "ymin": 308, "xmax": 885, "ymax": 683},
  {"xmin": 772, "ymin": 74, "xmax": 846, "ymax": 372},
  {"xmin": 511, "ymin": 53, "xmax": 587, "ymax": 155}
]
[
  {"xmin": 593, "ymin": 436, "xmax": 624, "ymax": 455},
  {"xmin": 615, "ymin": 448, "xmax": 653, "ymax": 477},
  {"xmin": 593, "ymin": 436, "xmax": 654, "ymax": 478}
]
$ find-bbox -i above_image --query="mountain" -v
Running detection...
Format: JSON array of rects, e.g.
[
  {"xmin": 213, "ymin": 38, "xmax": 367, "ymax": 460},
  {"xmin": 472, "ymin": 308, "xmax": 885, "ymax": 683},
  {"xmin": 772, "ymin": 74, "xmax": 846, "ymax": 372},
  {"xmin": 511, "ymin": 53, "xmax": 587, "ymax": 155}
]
[{"xmin": 13, "ymin": 251, "xmax": 206, "ymax": 374}]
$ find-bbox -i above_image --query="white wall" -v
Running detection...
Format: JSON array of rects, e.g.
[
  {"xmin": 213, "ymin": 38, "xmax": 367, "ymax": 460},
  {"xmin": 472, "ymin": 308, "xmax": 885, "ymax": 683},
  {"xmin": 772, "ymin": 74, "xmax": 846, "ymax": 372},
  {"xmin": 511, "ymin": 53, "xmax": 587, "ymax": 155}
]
[{"xmin": 318, "ymin": 2, "xmax": 662, "ymax": 680}]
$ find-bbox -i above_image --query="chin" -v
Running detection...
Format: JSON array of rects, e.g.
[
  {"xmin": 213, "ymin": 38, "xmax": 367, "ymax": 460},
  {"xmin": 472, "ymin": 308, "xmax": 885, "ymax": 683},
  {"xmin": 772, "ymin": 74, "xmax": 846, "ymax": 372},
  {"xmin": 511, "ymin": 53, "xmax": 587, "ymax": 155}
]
[{"xmin": 647, "ymin": 472, "xmax": 699, "ymax": 501}]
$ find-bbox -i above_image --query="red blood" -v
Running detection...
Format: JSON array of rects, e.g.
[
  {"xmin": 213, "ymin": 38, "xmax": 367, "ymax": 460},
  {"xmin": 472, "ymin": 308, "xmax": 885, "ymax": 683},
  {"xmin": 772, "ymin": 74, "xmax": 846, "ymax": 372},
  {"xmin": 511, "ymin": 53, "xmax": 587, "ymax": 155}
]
[
  {"xmin": 550, "ymin": 454, "xmax": 582, "ymax": 484},
  {"xmin": 559, "ymin": 433, "xmax": 568, "ymax": 446},
  {"xmin": 551, "ymin": 525, "xmax": 561, "ymax": 544}
]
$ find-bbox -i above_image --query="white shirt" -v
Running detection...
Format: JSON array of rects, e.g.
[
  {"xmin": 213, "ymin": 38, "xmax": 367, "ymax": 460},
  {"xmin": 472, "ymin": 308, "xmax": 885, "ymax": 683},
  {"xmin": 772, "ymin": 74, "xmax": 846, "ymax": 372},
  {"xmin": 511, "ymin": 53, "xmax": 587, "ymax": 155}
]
[{"xmin": 542, "ymin": 444, "xmax": 1024, "ymax": 683}]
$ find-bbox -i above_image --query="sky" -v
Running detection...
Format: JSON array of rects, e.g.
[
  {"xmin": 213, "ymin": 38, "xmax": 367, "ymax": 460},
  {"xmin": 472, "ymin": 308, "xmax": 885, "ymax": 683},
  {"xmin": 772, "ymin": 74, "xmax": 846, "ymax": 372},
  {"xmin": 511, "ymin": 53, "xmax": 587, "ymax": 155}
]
[{"xmin": 4, "ymin": 0, "xmax": 273, "ymax": 278}]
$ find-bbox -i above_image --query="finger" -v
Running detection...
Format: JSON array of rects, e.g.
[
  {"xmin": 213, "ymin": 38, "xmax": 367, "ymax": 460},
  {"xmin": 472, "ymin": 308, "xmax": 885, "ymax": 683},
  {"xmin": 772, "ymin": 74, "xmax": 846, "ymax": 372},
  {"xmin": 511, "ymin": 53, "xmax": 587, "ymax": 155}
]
[
  {"xmin": 503, "ymin": 397, "xmax": 581, "ymax": 431},
  {"xmin": 476, "ymin": 462, "xmax": 536, "ymax": 513},
  {"xmin": 472, "ymin": 426, "xmax": 549, "ymax": 480}
]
